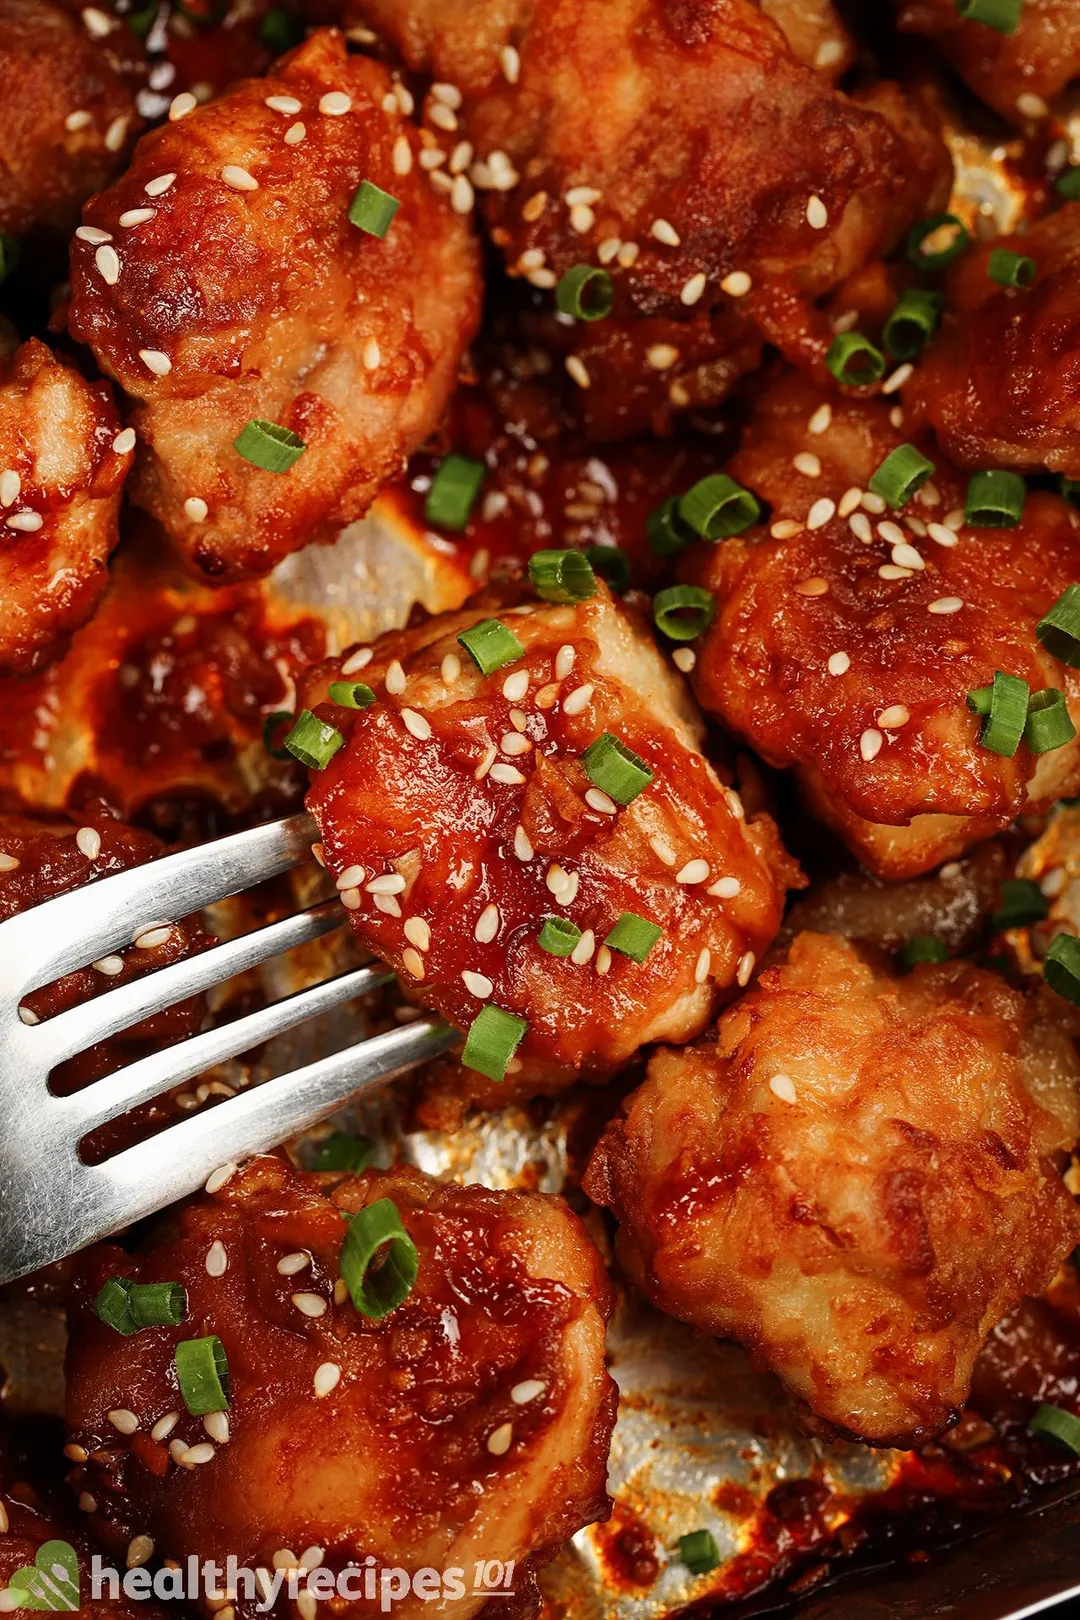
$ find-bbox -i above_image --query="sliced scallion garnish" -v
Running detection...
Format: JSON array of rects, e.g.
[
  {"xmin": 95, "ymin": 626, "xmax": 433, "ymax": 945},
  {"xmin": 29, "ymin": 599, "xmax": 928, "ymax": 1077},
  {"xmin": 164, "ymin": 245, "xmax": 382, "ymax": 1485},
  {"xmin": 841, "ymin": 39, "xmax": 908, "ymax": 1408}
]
[
  {"xmin": 1046, "ymin": 933, "xmax": 1080, "ymax": 1005},
  {"xmin": 604, "ymin": 912, "xmax": 662, "ymax": 962},
  {"xmin": 538, "ymin": 917, "xmax": 582, "ymax": 956},
  {"xmin": 966, "ymin": 670, "xmax": 1030, "ymax": 757},
  {"xmin": 461, "ymin": 1004, "xmax": 528, "ymax": 1081},
  {"xmin": 582, "ymin": 732, "xmax": 653, "ymax": 804},
  {"xmin": 653, "ymin": 585, "xmax": 714, "ymax": 642},
  {"xmin": 1037, "ymin": 586, "xmax": 1080, "ymax": 668},
  {"xmin": 314, "ymin": 1131, "xmax": 372, "ymax": 1172},
  {"xmin": 826, "ymin": 332, "xmax": 885, "ymax": 387},
  {"xmin": 339, "ymin": 1197, "xmax": 417, "ymax": 1319},
  {"xmin": 993, "ymin": 878, "xmax": 1049, "ymax": 932},
  {"xmin": 425, "ymin": 454, "xmax": 485, "ymax": 531},
  {"xmin": 646, "ymin": 496, "xmax": 696, "ymax": 558},
  {"xmin": 175, "ymin": 1334, "xmax": 230, "ymax": 1415},
  {"xmin": 457, "ymin": 618, "xmax": 525, "ymax": 676},
  {"xmin": 348, "ymin": 179, "xmax": 400, "ymax": 238},
  {"xmin": 94, "ymin": 1276, "xmax": 137, "ymax": 1335},
  {"xmin": 584, "ymin": 545, "xmax": 630, "ymax": 591},
  {"xmin": 907, "ymin": 213, "xmax": 970, "ymax": 271},
  {"xmin": 964, "ymin": 468, "xmax": 1026, "ymax": 527},
  {"xmin": 528, "ymin": 548, "xmax": 597, "ymax": 604},
  {"xmin": 1029, "ymin": 1402, "xmax": 1080, "ymax": 1452},
  {"xmin": 1025, "ymin": 688, "xmax": 1076, "ymax": 754},
  {"xmin": 327, "ymin": 680, "xmax": 375, "ymax": 709},
  {"xmin": 883, "ymin": 288, "xmax": 943, "ymax": 360},
  {"xmin": 129, "ymin": 1282, "xmax": 187, "ymax": 1327},
  {"xmin": 233, "ymin": 419, "xmax": 306, "ymax": 473},
  {"xmin": 555, "ymin": 265, "xmax": 614, "ymax": 322},
  {"xmin": 900, "ymin": 935, "xmax": 949, "ymax": 970},
  {"xmin": 987, "ymin": 247, "xmax": 1036, "ymax": 288},
  {"xmin": 679, "ymin": 1530, "xmax": 720, "ymax": 1576},
  {"xmin": 283, "ymin": 709, "xmax": 344, "ymax": 771},
  {"xmin": 677, "ymin": 475, "xmax": 760, "ymax": 541},
  {"xmin": 868, "ymin": 444, "xmax": 935, "ymax": 509}
]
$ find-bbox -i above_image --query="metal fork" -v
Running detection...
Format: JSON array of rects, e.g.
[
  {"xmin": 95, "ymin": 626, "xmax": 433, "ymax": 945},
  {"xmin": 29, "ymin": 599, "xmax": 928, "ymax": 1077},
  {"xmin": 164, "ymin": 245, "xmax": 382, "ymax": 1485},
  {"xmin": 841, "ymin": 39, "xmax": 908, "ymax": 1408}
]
[{"xmin": 0, "ymin": 812, "xmax": 456, "ymax": 1284}]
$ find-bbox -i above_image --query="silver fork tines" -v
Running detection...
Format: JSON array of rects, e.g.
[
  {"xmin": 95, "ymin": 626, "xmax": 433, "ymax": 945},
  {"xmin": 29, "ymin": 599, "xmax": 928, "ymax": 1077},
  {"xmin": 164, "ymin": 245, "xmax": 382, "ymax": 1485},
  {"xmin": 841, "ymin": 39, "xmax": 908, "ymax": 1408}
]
[{"xmin": 0, "ymin": 812, "xmax": 455, "ymax": 1283}]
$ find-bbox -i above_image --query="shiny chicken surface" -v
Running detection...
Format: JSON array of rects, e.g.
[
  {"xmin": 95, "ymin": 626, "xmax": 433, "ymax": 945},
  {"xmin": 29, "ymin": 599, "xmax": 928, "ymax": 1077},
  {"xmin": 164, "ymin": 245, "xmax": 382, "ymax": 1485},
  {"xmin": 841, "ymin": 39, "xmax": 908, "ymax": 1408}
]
[
  {"xmin": 896, "ymin": 0, "xmax": 1080, "ymax": 123},
  {"xmin": 67, "ymin": 29, "xmax": 482, "ymax": 579},
  {"xmin": 302, "ymin": 584, "xmax": 799, "ymax": 1097},
  {"xmin": 585, "ymin": 931, "xmax": 1080, "ymax": 1446},
  {"xmin": 65, "ymin": 1156, "xmax": 617, "ymax": 1620},
  {"xmin": 0, "ymin": 338, "xmax": 130, "ymax": 675},
  {"xmin": 685, "ymin": 372, "xmax": 1080, "ymax": 879}
]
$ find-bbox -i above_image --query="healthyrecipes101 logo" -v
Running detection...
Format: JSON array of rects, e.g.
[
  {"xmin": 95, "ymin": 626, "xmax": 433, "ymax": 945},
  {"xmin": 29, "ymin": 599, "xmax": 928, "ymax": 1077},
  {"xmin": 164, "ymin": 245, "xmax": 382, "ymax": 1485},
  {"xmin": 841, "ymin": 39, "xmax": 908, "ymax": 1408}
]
[{"xmin": 1, "ymin": 1548, "xmax": 517, "ymax": 1614}]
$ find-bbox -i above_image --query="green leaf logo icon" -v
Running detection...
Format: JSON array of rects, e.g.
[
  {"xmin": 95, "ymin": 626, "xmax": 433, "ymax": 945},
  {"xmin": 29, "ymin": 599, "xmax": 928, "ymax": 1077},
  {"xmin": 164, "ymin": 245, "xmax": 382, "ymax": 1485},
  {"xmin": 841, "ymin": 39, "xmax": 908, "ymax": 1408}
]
[{"xmin": 5, "ymin": 1541, "xmax": 80, "ymax": 1611}]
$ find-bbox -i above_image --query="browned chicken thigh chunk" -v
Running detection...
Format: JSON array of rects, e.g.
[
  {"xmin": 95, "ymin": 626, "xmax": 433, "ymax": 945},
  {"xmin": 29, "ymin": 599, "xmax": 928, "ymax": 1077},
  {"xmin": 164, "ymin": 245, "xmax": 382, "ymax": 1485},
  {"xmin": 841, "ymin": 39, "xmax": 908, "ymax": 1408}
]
[
  {"xmin": 67, "ymin": 29, "xmax": 482, "ymax": 580},
  {"xmin": 585, "ymin": 931, "xmax": 1080, "ymax": 1447},
  {"xmin": 896, "ymin": 0, "xmax": 1080, "ymax": 123}
]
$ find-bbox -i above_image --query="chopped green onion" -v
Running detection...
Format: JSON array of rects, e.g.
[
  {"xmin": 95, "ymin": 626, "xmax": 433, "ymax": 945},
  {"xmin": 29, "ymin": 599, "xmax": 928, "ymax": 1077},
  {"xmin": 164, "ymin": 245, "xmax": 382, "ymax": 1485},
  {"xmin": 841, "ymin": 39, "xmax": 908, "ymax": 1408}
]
[
  {"xmin": 125, "ymin": 0, "xmax": 159, "ymax": 39},
  {"xmin": 604, "ymin": 912, "xmax": 663, "ymax": 962},
  {"xmin": 529, "ymin": 548, "xmax": 597, "ymax": 604},
  {"xmin": 964, "ymin": 468, "xmax": 1026, "ymax": 527},
  {"xmin": 314, "ymin": 1131, "xmax": 371, "ymax": 1172},
  {"xmin": 538, "ymin": 917, "xmax": 582, "ymax": 957},
  {"xmin": 826, "ymin": 332, "xmax": 886, "ymax": 387},
  {"xmin": 653, "ymin": 585, "xmax": 714, "ymax": 642},
  {"xmin": 129, "ymin": 1282, "xmax": 187, "ymax": 1327},
  {"xmin": 425, "ymin": 454, "xmax": 485, "ymax": 531},
  {"xmin": 348, "ymin": 179, "xmax": 400, "ymax": 238},
  {"xmin": 1037, "ymin": 586, "xmax": 1080, "ymax": 668},
  {"xmin": 1060, "ymin": 478, "xmax": 1080, "ymax": 508},
  {"xmin": 585, "ymin": 545, "xmax": 630, "ymax": 591},
  {"xmin": 555, "ymin": 265, "xmax": 614, "ymax": 322},
  {"xmin": 327, "ymin": 680, "xmax": 375, "ymax": 709},
  {"xmin": 233, "ymin": 419, "xmax": 306, "ymax": 473},
  {"xmin": 1046, "ymin": 932, "xmax": 1080, "ymax": 1006},
  {"xmin": 1025, "ymin": 688, "xmax": 1076, "ymax": 754},
  {"xmin": 883, "ymin": 288, "xmax": 943, "ymax": 360},
  {"xmin": 582, "ymin": 732, "xmax": 653, "ymax": 804},
  {"xmin": 457, "ymin": 618, "xmax": 524, "ymax": 676},
  {"xmin": 679, "ymin": 1530, "xmax": 720, "ymax": 1577},
  {"xmin": 283, "ymin": 709, "xmax": 344, "ymax": 771},
  {"xmin": 262, "ymin": 709, "xmax": 294, "ymax": 761},
  {"xmin": 993, "ymin": 878, "xmax": 1049, "ymax": 932},
  {"xmin": 900, "ymin": 935, "xmax": 949, "ymax": 970},
  {"xmin": 1029, "ymin": 1402, "xmax": 1080, "ymax": 1453},
  {"xmin": 957, "ymin": 0, "xmax": 1022, "ymax": 30},
  {"xmin": 988, "ymin": 247, "xmax": 1036, "ymax": 288},
  {"xmin": 0, "ymin": 235, "xmax": 19, "ymax": 286},
  {"xmin": 94, "ymin": 1276, "xmax": 137, "ymax": 1335},
  {"xmin": 907, "ymin": 213, "xmax": 970, "ymax": 271},
  {"xmin": 677, "ymin": 475, "xmax": 761, "ymax": 541},
  {"xmin": 868, "ymin": 444, "xmax": 935, "ymax": 509},
  {"xmin": 967, "ymin": 670, "xmax": 1030, "ymax": 757},
  {"xmin": 646, "ymin": 496, "xmax": 696, "ymax": 558},
  {"xmin": 339, "ymin": 1197, "xmax": 418, "ymax": 1319},
  {"xmin": 1057, "ymin": 167, "xmax": 1080, "ymax": 201},
  {"xmin": 461, "ymin": 1005, "xmax": 528, "ymax": 1082},
  {"xmin": 175, "ymin": 1335, "xmax": 230, "ymax": 1414},
  {"xmin": 258, "ymin": 6, "xmax": 303, "ymax": 51}
]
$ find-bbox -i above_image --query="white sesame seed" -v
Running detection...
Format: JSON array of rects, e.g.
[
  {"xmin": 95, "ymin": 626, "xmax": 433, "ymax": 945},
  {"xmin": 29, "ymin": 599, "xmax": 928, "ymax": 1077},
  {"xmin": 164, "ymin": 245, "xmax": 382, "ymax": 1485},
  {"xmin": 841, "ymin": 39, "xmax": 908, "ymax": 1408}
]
[
  {"xmin": 462, "ymin": 970, "xmax": 494, "ymax": 999},
  {"xmin": 562, "ymin": 684, "xmax": 594, "ymax": 715},
  {"xmin": 809, "ymin": 404, "xmax": 832, "ymax": 435},
  {"xmin": 553, "ymin": 645, "xmax": 575, "ymax": 682},
  {"xmin": 0, "ymin": 470, "xmax": 20, "ymax": 507},
  {"xmin": 793, "ymin": 452, "xmax": 821, "ymax": 478},
  {"xmin": 314, "ymin": 1362, "xmax": 341, "ymax": 1397},
  {"xmin": 650, "ymin": 835, "xmax": 677, "ymax": 866},
  {"xmin": 292, "ymin": 1292, "xmax": 327, "ymax": 1318},
  {"xmin": 341, "ymin": 647, "xmax": 373, "ymax": 676},
  {"xmin": 499, "ymin": 42, "xmax": 521, "ymax": 81},
  {"xmin": 429, "ymin": 102, "xmax": 457, "ymax": 132},
  {"xmin": 673, "ymin": 648, "xmax": 696, "ymax": 673},
  {"xmin": 807, "ymin": 498, "xmax": 836, "ymax": 530},
  {"xmin": 560, "ymin": 927, "xmax": 591, "ymax": 967},
  {"xmin": 891, "ymin": 543, "xmax": 924, "ymax": 571},
  {"xmin": 169, "ymin": 92, "xmax": 197, "ymax": 121},
  {"xmin": 650, "ymin": 218, "xmax": 680, "ymax": 246},
  {"xmin": 139, "ymin": 349, "xmax": 172, "ymax": 376},
  {"xmin": 861, "ymin": 491, "xmax": 886, "ymax": 515},
  {"xmin": 362, "ymin": 336, "xmax": 381, "ymax": 371},
  {"xmin": 203, "ymin": 1410, "xmax": 229, "ymax": 1444},
  {"xmin": 184, "ymin": 496, "xmax": 208, "ymax": 522},
  {"xmin": 569, "ymin": 203, "xmax": 595, "ymax": 233},
  {"xmin": 736, "ymin": 951, "xmax": 755, "ymax": 987},
  {"xmin": 708, "ymin": 875, "xmax": 741, "ymax": 898},
  {"xmin": 771, "ymin": 519, "xmax": 803, "ymax": 540},
  {"xmin": 613, "ymin": 241, "xmax": 637, "ymax": 269},
  {"xmin": 112, "ymin": 428, "xmax": 136, "ymax": 455},
  {"xmin": 334, "ymin": 865, "xmax": 365, "ymax": 893},
  {"xmin": 78, "ymin": 1493, "xmax": 96, "ymax": 1513},
  {"xmin": 475, "ymin": 744, "xmax": 497, "ymax": 781},
  {"xmin": 284, "ymin": 122, "xmax": 306, "ymax": 145},
  {"xmin": 860, "ymin": 728, "xmax": 883, "ymax": 761},
  {"xmin": 838, "ymin": 487, "xmax": 862, "ymax": 518},
  {"xmin": 721, "ymin": 270, "xmax": 752, "ymax": 297},
  {"xmin": 205, "ymin": 1240, "xmax": 227, "ymax": 1276},
  {"xmin": 277, "ymin": 1252, "xmax": 309, "ymax": 1275},
  {"xmin": 849, "ymin": 512, "xmax": 873, "ymax": 543},
  {"xmin": 451, "ymin": 174, "xmax": 475, "ymax": 214},
  {"xmin": 806, "ymin": 195, "xmax": 828, "ymax": 228},
  {"xmin": 680, "ymin": 272, "xmax": 707, "ymax": 306},
  {"xmin": 400, "ymin": 919, "xmax": 429, "ymax": 957},
  {"xmin": 929, "ymin": 596, "xmax": 963, "ymax": 615},
  {"xmin": 565, "ymin": 185, "xmax": 601, "ymax": 207},
  {"xmin": 367, "ymin": 873, "xmax": 406, "ymax": 895},
  {"xmin": 585, "ymin": 787, "xmax": 617, "ymax": 814},
  {"xmin": 16, "ymin": 1004, "xmax": 37, "ymax": 1025},
  {"xmin": 878, "ymin": 704, "xmax": 910, "ymax": 728},
  {"xmin": 119, "ymin": 207, "xmax": 156, "ymax": 228},
  {"xmin": 205, "ymin": 1162, "xmax": 237, "ymax": 1193},
  {"xmin": 646, "ymin": 344, "xmax": 679, "ymax": 371},
  {"xmin": 883, "ymin": 364, "xmax": 913, "ymax": 395},
  {"xmin": 319, "ymin": 91, "xmax": 352, "ymax": 116},
  {"xmin": 878, "ymin": 520, "xmax": 905, "ymax": 545},
  {"xmin": 92, "ymin": 954, "xmax": 124, "ymax": 977},
  {"xmin": 6, "ymin": 511, "xmax": 42, "ymax": 532},
  {"xmin": 221, "ymin": 164, "xmax": 258, "ymax": 191},
  {"xmin": 943, "ymin": 507, "xmax": 965, "ymax": 532},
  {"xmin": 108, "ymin": 1409, "xmax": 139, "ymax": 1434},
  {"xmin": 677, "ymin": 858, "xmax": 710, "ymax": 885},
  {"xmin": 126, "ymin": 1536, "xmax": 154, "ymax": 1570},
  {"xmin": 475, "ymin": 904, "xmax": 500, "ymax": 943},
  {"xmin": 496, "ymin": 669, "xmax": 527, "ymax": 704},
  {"xmin": 595, "ymin": 944, "xmax": 612, "ymax": 976},
  {"xmin": 144, "ymin": 173, "xmax": 177, "ymax": 199},
  {"xmin": 76, "ymin": 224, "xmax": 112, "ymax": 245},
  {"xmin": 401, "ymin": 708, "xmax": 431, "ymax": 742},
  {"xmin": 76, "ymin": 826, "xmax": 102, "ymax": 860},
  {"xmin": 694, "ymin": 948, "xmax": 711, "ymax": 984},
  {"xmin": 769, "ymin": 1074, "xmax": 797, "ymax": 1103},
  {"xmin": 394, "ymin": 82, "xmax": 415, "ymax": 115},
  {"xmin": 927, "ymin": 522, "xmax": 958, "ymax": 549},
  {"xmin": 827, "ymin": 651, "xmax": 850, "ymax": 676},
  {"xmin": 1017, "ymin": 92, "xmax": 1049, "ymax": 119},
  {"xmin": 510, "ymin": 1379, "xmax": 545, "ymax": 1404},
  {"xmin": 65, "ymin": 109, "xmax": 92, "ymax": 131},
  {"xmin": 265, "ymin": 95, "xmax": 302, "ymax": 116},
  {"xmin": 180, "ymin": 1443, "xmax": 215, "ymax": 1466},
  {"xmin": 151, "ymin": 1412, "xmax": 178, "ymax": 1441},
  {"xmin": 135, "ymin": 925, "xmax": 172, "ymax": 948},
  {"xmin": 879, "ymin": 564, "xmax": 913, "ymax": 580},
  {"xmin": 82, "ymin": 5, "xmax": 113, "ymax": 35},
  {"xmin": 513, "ymin": 825, "xmax": 533, "ymax": 861},
  {"xmin": 565, "ymin": 355, "xmax": 591, "ymax": 389},
  {"xmin": 401, "ymin": 947, "xmax": 425, "ymax": 980},
  {"xmin": 385, "ymin": 660, "xmax": 407, "ymax": 696},
  {"xmin": 487, "ymin": 1422, "xmax": 513, "ymax": 1456},
  {"xmin": 489, "ymin": 762, "xmax": 526, "ymax": 785},
  {"xmin": 0, "ymin": 852, "xmax": 18, "ymax": 872}
]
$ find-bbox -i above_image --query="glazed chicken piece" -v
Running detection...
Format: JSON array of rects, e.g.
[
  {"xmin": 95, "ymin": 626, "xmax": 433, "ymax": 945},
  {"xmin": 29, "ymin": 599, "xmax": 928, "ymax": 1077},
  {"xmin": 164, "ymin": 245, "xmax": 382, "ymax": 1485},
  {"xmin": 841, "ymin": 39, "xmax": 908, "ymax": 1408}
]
[
  {"xmin": 0, "ymin": 338, "xmax": 131, "ymax": 676},
  {"xmin": 585, "ymin": 930, "xmax": 1080, "ymax": 1447},
  {"xmin": 0, "ymin": 0, "xmax": 144, "ymax": 238},
  {"xmin": 65, "ymin": 1155, "xmax": 617, "ymax": 1620},
  {"xmin": 914, "ymin": 204, "xmax": 1080, "ymax": 479},
  {"xmin": 348, "ymin": 0, "xmax": 949, "ymax": 438},
  {"xmin": 67, "ymin": 29, "xmax": 482, "ymax": 580},
  {"xmin": 761, "ymin": 0, "xmax": 855, "ymax": 77},
  {"xmin": 300, "ymin": 583, "xmax": 798, "ymax": 1100},
  {"xmin": 683, "ymin": 371, "xmax": 1080, "ymax": 880},
  {"xmin": 896, "ymin": 0, "xmax": 1080, "ymax": 124}
]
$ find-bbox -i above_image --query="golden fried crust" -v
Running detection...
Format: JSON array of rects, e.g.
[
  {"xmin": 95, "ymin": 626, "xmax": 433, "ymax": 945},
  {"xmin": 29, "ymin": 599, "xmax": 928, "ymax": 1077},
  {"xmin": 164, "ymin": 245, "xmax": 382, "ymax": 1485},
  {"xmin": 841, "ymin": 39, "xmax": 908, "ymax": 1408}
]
[
  {"xmin": 65, "ymin": 1156, "xmax": 617, "ymax": 1620},
  {"xmin": 0, "ymin": 0, "xmax": 144, "ymax": 236},
  {"xmin": 913, "ymin": 204, "xmax": 1080, "ymax": 478},
  {"xmin": 584, "ymin": 931, "xmax": 1080, "ymax": 1447},
  {"xmin": 0, "ymin": 338, "xmax": 130, "ymax": 676},
  {"xmin": 301, "ymin": 585, "xmax": 799, "ymax": 1095},
  {"xmin": 67, "ymin": 29, "xmax": 482, "ymax": 581},
  {"xmin": 897, "ymin": 0, "xmax": 1080, "ymax": 122},
  {"xmin": 684, "ymin": 372, "xmax": 1080, "ymax": 880}
]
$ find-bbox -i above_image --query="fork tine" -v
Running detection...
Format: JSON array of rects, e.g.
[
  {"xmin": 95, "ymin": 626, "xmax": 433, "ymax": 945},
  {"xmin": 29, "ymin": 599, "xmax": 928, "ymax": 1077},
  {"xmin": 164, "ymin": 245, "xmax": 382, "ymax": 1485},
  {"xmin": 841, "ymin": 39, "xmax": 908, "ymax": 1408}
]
[
  {"xmin": 86, "ymin": 1018, "xmax": 457, "ymax": 1239},
  {"xmin": 59, "ymin": 963, "xmax": 394, "ymax": 1132},
  {"xmin": 0, "ymin": 812, "xmax": 317, "ymax": 1001},
  {"xmin": 36, "ymin": 898, "xmax": 347, "ymax": 1068}
]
